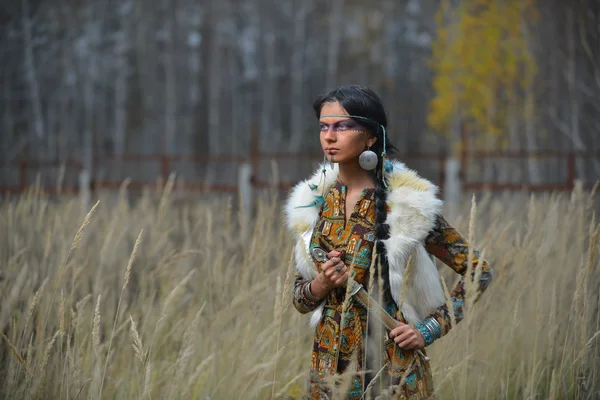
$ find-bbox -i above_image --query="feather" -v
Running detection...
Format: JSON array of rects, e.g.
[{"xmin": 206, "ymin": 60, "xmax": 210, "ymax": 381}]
[
  {"xmin": 295, "ymin": 195, "xmax": 325, "ymax": 210},
  {"xmin": 384, "ymin": 159, "xmax": 394, "ymax": 174}
]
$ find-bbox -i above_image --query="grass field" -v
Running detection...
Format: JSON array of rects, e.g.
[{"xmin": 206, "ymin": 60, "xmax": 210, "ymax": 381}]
[{"xmin": 1, "ymin": 180, "xmax": 599, "ymax": 399}]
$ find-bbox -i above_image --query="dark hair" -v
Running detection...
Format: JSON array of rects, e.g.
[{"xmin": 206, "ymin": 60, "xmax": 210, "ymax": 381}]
[{"xmin": 313, "ymin": 84, "xmax": 397, "ymax": 302}]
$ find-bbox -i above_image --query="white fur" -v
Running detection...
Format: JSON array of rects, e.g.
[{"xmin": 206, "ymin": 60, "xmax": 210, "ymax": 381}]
[
  {"xmin": 283, "ymin": 162, "xmax": 339, "ymax": 237},
  {"xmin": 284, "ymin": 160, "xmax": 446, "ymax": 326}
]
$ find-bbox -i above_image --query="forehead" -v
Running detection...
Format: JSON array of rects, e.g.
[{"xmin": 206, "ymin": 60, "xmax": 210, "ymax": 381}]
[{"xmin": 319, "ymin": 102, "xmax": 352, "ymax": 123}]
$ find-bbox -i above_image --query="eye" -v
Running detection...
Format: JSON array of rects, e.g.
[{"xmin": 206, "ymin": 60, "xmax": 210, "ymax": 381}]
[
  {"xmin": 319, "ymin": 124, "xmax": 328, "ymax": 131},
  {"xmin": 338, "ymin": 123, "xmax": 351, "ymax": 130}
]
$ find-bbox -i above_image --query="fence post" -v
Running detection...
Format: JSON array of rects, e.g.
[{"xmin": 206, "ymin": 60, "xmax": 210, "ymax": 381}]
[
  {"xmin": 238, "ymin": 162, "xmax": 254, "ymax": 237},
  {"xmin": 79, "ymin": 169, "xmax": 91, "ymax": 217},
  {"xmin": 444, "ymin": 156, "xmax": 461, "ymax": 218},
  {"xmin": 250, "ymin": 126, "xmax": 260, "ymax": 184}
]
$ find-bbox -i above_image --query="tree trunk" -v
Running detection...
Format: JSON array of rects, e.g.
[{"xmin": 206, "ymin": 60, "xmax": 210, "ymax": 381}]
[
  {"xmin": 522, "ymin": 19, "xmax": 541, "ymax": 185},
  {"xmin": 208, "ymin": 0, "xmax": 223, "ymax": 154},
  {"xmin": 289, "ymin": 0, "xmax": 311, "ymax": 151},
  {"xmin": 2, "ymin": 70, "xmax": 14, "ymax": 161},
  {"xmin": 135, "ymin": 1, "xmax": 159, "ymax": 154},
  {"xmin": 505, "ymin": 109, "xmax": 519, "ymax": 184},
  {"xmin": 566, "ymin": 8, "xmax": 583, "ymax": 180},
  {"xmin": 163, "ymin": 0, "xmax": 177, "ymax": 154},
  {"xmin": 326, "ymin": 0, "xmax": 344, "ymax": 89},
  {"xmin": 113, "ymin": 2, "xmax": 131, "ymax": 180},
  {"xmin": 22, "ymin": 0, "xmax": 45, "ymax": 146},
  {"xmin": 259, "ymin": 0, "xmax": 278, "ymax": 151},
  {"xmin": 185, "ymin": 4, "xmax": 202, "ymax": 154},
  {"xmin": 81, "ymin": 0, "xmax": 98, "ymax": 201}
]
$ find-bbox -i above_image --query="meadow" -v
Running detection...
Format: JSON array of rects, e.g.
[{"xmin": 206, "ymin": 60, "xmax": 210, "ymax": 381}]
[{"xmin": 1, "ymin": 179, "xmax": 599, "ymax": 399}]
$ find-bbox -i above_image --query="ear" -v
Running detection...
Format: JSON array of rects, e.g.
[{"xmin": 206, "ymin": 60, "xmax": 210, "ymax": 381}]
[{"xmin": 366, "ymin": 136, "xmax": 377, "ymax": 149}]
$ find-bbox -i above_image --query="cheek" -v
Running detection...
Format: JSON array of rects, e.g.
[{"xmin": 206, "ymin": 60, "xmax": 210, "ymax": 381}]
[
  {"xmin": 320, "ymin": 135, "xmax": 328, "ymax": 148},
  {"xmin": 348, "ymin": 136, "xmax": 367, "ymax": 152}
]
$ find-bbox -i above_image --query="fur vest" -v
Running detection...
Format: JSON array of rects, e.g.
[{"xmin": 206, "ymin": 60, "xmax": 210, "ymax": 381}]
[{"xmin": 284, "ymin": 160, "xmax": 446, "ymax": 327}]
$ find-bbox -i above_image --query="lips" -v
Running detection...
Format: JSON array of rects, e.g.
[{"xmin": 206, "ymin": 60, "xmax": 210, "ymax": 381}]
[{"xmin": 325, "ymin": 148, "xmax": 339, "ymax": 153}]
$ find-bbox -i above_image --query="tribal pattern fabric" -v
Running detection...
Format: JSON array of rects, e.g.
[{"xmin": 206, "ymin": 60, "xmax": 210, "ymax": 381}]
[{"xmin": 292, "ymin": 181, "xmax": 493, "ymax": 399}]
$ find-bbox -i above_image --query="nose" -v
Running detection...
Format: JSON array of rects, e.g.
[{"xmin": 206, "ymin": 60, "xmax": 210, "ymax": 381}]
[{"xmin": 322, "ymin": 126, "xmax": 337, "ymax": 142}]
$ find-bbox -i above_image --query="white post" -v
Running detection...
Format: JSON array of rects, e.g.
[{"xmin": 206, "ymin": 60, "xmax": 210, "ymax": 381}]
[
  {"xmin": 238, "ymin": 163, "xmax": 253, "ymax": 237},
  {"xmin": 79, "ymin": 169, "xmax": 91, "ymax": 217},
  {"xmin": 444, "ymin": 157, "xmax": 461, "ymax": 218}
]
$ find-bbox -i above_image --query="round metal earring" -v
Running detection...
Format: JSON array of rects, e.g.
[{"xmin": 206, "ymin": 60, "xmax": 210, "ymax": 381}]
[{"xmin": 359, "ymin": 148, "xmax": 378, "ymax": 170}]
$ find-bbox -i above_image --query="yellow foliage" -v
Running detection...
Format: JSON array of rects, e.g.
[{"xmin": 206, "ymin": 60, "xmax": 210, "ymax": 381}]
[{"xmin": 428, "ymin": 0, "xmax": 538, "ymax": 143}]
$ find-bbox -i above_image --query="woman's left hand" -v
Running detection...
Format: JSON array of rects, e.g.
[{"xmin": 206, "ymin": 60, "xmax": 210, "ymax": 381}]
[{"xmin": 389, "ymin": 323, "xmax": 425, "ymax": 350}]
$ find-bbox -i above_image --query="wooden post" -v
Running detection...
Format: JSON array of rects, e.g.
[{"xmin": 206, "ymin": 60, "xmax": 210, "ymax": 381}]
[
  {"xmin": 250, "ymin": 125, "xmax": 260, "ymax": 183},
  {"xmin": 79, "ymin": 169, "xmax": 91, "ymax": 217},
  {"xmin": 459, "ymin": 122, "xmax": 468, "ymax": 194},
  {"xmin": 239, "ymin": 127, "xmax": 260, "ymax": 237},
  {"xmin": 238, "ymin": 162, "xmax": 253, "ymax": 233},
  {"xmin": 444, "ymin": 156, "xmax": 461, "ymax": 218}
]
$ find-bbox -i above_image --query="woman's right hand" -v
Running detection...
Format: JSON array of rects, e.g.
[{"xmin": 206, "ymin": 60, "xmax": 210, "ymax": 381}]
[{"xmin": 310, "ymin": 251, "xmax": 349, "ymax": 298}]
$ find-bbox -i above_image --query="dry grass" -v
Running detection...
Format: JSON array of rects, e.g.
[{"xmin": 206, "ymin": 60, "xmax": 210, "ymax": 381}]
[{"xmin": 0, "ymin": 182, "xmax": 599, "ymax": 399}]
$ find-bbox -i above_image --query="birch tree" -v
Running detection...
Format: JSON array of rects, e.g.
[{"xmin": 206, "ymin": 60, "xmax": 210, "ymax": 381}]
[
  {"xmin": 114, "ymin": 3, "xmax": 130, "ymax": 150},
  {"xmin": 288, "ymin": 0, "xmax": 313, "ymax": 150},
  {"xmin": 1, "ymin": 0, "xmax": 598, "ymax": 192},
  {"xmin": 183, "ymin": 2, "xmax": 203, "ymax": 151},
  {"xmin": 22, "ymin": 0, "xmax": 45, "ymax": 144},
  {"xmin": 162, "ymin": 0, "xmax": 177, "ymax": 154},
  {"xmin": 207, "ymin": 0, "xmax": 224, "ymax": 154},
  {"xmin": 428, "ymin": 0, "xmax": 539, "ymax": 182},
  {"xmin": 326, "ymin": 0, "xmax": 345, "ymax": 90}
]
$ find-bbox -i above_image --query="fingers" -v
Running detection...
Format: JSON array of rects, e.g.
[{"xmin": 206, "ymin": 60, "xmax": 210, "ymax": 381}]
[
  {"xmin": 323, "ymin": 264, "xmax": 347, "ymax": 281},
  {"xmin": 319, "ymin": 251, "xmax": 348, "ymax": 289},
  {"xmin": 389, "ymin": 325, "xmax": 423, "ymax": 350},
  {"xmin": 327, "ymin": 250, "xmax": 341, "ymax": 258},
  {"xmin": 321, "ymin": 257, "xmax": 341, "ymax": 272},
  {"xmin": 321, "ymin": 262, "xmax": 347, "ymax": 289},
  {"xmin": 331, "ymin": 270, "xmax": 349, "ymax": 286},
  {"xmin": 397, "ymin": 332, "xmax": 417, "ymax": 349}
]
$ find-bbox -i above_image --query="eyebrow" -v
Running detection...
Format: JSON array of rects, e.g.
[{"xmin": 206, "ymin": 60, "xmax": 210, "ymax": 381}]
[{"xmin": 319, "ymin": 118, "xmax": 355, "ymax": 125}]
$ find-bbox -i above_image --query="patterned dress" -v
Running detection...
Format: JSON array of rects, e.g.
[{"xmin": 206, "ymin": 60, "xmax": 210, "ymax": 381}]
[{"xmin": 293, "ymin": 181, "xmax": 493, "ymax": 399}]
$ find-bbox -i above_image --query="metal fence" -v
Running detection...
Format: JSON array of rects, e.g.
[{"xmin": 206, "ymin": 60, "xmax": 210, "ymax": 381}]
[{"xmin": 1, "ymin": 150, "xmax": 599, "ymax": 196}]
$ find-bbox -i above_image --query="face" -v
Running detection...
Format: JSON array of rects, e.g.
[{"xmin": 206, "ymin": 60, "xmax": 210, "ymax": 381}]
[{"xmin": 319, "ymin": 102, "xmax": 377, "ymax": 165}]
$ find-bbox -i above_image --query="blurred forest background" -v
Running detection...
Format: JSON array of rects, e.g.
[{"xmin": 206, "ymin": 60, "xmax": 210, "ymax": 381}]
[{"xmin": 0, "ymin": 0, "xmax": 599, "ymax": 194}]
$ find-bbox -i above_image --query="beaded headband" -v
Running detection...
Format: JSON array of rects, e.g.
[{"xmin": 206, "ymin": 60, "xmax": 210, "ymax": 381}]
[
  {"xmin": 319, "ymin": 114, "xmax": 388, "ymax": 157},
  {"xmin": 320, "ymin": 113, "xmax": 390, "ymax": 188}
]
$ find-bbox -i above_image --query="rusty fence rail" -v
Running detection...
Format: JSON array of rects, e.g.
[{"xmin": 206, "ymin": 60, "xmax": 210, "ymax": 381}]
[{"xmin": 0, "ymin": 150, "xmax": 599, "ymax": 196}]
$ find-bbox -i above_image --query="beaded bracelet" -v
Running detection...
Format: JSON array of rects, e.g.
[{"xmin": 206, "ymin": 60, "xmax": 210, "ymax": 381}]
[
  {"xmin": 415, "ymin": 317, "xmax": 442, "ymax": 347},
  {"xmin": 415, "ymin": 323, "xmax": 434, "ymax": 346}
]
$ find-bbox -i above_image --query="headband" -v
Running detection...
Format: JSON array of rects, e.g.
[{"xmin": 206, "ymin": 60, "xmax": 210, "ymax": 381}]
[
  {"xmin": 319, "ymin": 113, "xmax": 387, "ymax": 157},
  {"xmin": 320, "ymin": 113, "xmax": 391, "ymax": 189}
]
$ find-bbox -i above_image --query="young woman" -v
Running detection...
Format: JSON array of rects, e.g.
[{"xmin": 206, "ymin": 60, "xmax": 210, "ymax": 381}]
[{"xmin": 284, "ymin": 85, "xmax": 493, "ymax": 399}]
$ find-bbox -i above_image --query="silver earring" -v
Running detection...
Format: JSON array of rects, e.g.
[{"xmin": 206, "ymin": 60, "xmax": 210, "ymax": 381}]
[{"xmin": 359, "ymin": 148, "xmax": 378, "ymax": 170}]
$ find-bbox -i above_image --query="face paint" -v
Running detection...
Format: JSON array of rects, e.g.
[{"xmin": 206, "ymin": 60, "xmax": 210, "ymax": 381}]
[{"xmin": 318, "ymin": 118, "xmax": 366, "ymax": 135}]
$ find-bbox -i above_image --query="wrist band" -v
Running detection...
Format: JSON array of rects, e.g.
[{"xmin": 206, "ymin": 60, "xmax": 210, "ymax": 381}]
[
  {"xmin": 416, "ymin": 317, "xmax": 442, "ymax": 347},
  {"xmin": 304, "ymin": 281, "xmax": 323, "ymax": 302}
]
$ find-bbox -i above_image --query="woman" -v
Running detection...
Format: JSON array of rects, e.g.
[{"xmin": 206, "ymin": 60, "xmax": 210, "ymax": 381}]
[{"xmin": 284, "ymin": 85, "xmax": 493, "ymax": 399}]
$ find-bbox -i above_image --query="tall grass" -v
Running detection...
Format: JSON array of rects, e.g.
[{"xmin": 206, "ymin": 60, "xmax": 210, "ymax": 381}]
[{"xmin": 0, "ymin": 182, "xmax": 598, "ymax": 399}]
